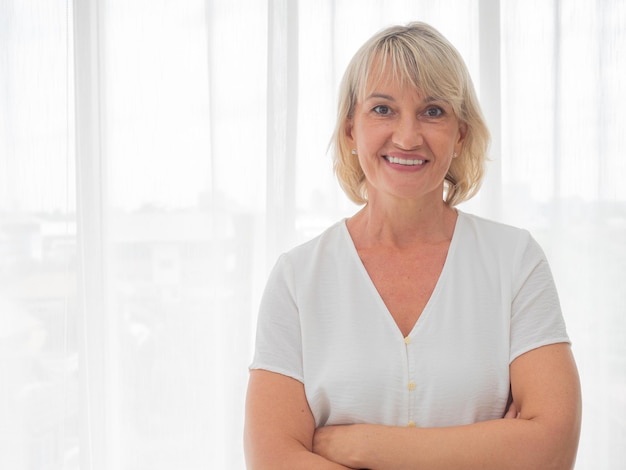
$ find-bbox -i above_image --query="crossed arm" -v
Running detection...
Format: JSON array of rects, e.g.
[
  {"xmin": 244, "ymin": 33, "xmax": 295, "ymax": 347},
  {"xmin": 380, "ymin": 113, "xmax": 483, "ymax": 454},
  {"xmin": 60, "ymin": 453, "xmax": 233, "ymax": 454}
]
[
  {"xmin": 244, "ymin": 369, "xmax": 352, "ymax": 469},
  {"xmin": 244, "ymin": 342, "xmax": 581, "ymax": 470}
]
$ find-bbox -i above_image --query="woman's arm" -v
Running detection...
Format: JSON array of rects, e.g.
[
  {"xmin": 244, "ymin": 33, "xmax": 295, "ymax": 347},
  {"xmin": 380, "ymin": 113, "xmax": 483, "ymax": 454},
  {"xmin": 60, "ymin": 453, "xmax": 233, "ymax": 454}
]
[
  {"xmin": 244, "ymin": 369, "xmax": 355, "ymax": 470},
  {"xmin": 313, "ymin": 342, "xmax": 582, "ymax": 470}
]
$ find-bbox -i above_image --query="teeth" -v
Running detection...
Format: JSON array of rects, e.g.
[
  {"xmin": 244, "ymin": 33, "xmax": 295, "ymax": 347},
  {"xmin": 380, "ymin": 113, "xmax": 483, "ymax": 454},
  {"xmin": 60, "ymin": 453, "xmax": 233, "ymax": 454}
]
[{"xmin": 385, "ymin": 156, "xmax": 425, "ymax": 165}]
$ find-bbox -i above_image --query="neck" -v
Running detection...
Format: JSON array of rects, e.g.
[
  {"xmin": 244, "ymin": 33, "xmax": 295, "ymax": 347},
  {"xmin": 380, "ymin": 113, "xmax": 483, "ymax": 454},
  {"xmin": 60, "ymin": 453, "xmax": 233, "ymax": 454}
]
[{"xmin": 348, "ymin": 195, "xmax": 457, "ymax": 249}]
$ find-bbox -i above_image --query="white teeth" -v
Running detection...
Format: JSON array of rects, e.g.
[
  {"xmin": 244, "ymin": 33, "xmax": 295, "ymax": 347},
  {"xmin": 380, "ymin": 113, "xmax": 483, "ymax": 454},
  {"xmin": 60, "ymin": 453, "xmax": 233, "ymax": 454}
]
[{"xmin": 385, "ymin": 156, "xmax": 425, "ymax": 165}]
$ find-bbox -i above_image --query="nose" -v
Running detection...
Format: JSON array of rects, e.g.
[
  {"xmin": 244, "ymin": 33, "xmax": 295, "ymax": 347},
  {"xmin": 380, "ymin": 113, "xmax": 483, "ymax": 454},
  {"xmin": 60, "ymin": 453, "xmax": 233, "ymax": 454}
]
[{"xmin": 391, "ymin": 115, "xmax": 423, "ymax": 150}]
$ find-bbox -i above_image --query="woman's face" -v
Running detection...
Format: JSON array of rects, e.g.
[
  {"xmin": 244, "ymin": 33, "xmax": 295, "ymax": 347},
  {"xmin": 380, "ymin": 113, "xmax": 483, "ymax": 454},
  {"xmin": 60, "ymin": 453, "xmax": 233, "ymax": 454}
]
[{"xmin": 346, "ymin": 71, "xmax": 466, "ymax": 206}]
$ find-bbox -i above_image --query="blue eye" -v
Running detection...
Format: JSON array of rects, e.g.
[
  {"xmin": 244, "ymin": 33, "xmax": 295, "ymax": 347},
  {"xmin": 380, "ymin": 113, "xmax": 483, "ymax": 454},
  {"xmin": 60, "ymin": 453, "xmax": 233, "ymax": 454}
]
[
  {"xmin": 373, "ymin": 105, "xmax": 391, "ymax": 115},
  {"xmin": 425, "ymin": 106, "xmax": 444, "ymax": 117}
]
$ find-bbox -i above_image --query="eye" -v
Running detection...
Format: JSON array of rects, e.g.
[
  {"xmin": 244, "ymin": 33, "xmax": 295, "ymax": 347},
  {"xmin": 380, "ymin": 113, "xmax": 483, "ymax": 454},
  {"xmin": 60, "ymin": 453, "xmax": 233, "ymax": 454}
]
[
  {"xmin": 424, "ymin": 106, "xmax": 444, "ymax": 118},
  {"xmin": 372, "ymin": 105, "xmax": 391, "ymax": 115}
]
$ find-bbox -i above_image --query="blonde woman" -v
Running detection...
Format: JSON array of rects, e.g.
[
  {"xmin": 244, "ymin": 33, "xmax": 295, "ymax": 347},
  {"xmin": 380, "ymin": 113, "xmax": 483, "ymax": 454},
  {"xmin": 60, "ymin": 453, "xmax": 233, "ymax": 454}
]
[{"xmin": 245, "ymin": 22, "xmax": 581, "ymax": 469}]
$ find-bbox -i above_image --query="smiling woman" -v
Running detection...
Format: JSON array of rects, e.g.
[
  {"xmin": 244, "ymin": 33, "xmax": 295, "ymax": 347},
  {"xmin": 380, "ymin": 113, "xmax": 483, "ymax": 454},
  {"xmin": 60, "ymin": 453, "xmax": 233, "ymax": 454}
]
[{"xmin": 245, "ymin": 22, "xmax": 581, "ymax": 470}]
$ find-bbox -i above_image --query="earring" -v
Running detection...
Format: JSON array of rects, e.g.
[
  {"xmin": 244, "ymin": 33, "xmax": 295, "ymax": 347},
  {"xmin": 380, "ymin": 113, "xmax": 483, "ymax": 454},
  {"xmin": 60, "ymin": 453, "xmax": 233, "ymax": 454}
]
[
  {"xmin": 351, "ymin": 149, "xmax": 357, "ymax": 155},
  {"xmin": 453, "ymin": 152, "xmax": 458, "ymax": 158}
]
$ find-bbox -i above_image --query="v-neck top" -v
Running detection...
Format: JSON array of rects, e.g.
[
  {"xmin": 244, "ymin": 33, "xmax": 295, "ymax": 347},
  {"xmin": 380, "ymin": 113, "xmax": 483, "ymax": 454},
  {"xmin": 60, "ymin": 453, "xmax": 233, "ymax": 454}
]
[{"xmin": 250, "ymin": 211, "xmax": 570, "ymax": 428}]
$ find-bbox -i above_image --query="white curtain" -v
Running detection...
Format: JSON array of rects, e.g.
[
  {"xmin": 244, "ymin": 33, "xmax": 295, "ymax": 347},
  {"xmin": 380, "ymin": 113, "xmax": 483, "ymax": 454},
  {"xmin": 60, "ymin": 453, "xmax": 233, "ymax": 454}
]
[{"xmin": 1, "ymin": 0, "xmax": 624, "ymax": 468}]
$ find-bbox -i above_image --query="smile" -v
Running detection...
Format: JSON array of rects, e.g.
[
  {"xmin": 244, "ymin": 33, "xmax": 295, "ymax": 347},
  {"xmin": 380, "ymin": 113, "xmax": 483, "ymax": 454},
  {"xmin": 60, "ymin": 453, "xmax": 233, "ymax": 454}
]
[{"xmin": 384, "ymin": 155, "xmax": 426, "ymax": 166}]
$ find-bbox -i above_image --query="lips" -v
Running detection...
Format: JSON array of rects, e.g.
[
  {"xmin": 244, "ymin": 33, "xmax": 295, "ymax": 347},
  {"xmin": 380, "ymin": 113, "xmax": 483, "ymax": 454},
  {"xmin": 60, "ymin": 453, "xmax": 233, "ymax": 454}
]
[{"xmin": 383, "ymin": 155, "xmax": 426, "ymax": 166}]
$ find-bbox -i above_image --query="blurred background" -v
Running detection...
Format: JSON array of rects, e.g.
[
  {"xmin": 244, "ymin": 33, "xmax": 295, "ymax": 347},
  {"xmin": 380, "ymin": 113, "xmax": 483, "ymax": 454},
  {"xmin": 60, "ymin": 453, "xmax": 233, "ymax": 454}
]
[{"xmin": 0, "ymin": 0, "xmax": 624, "ymax": 468}]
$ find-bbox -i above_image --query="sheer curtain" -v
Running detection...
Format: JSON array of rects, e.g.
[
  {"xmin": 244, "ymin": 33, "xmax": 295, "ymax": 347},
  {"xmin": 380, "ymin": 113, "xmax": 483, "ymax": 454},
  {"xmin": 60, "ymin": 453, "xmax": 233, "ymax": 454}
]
[{"xmin": 1, "ymin": 0, "xmax": 624, "ymax": 468}]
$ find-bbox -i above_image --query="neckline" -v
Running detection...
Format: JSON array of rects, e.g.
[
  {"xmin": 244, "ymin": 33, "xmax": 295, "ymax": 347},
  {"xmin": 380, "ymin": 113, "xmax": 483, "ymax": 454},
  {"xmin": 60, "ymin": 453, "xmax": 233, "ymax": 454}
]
[{"xmin": 340, "ymin": 211, "xmax": 463, "ymax": 339}]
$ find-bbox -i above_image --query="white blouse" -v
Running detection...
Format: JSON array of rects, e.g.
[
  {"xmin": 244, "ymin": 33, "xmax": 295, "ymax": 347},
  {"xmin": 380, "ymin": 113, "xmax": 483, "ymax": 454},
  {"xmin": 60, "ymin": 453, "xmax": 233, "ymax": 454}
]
[{"xmin": 250, "ymin": 211, "xmax": 570, "ymax": 428}]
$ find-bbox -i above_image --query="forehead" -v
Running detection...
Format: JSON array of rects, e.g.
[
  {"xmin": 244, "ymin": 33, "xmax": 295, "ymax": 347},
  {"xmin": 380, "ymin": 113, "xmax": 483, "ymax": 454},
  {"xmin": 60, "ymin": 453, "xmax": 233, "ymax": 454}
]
[
  {"xmin": 358, "ymin": 54, "xmax": 432, "ymax": 102},
  {"xmin": 362, "ymin": 73, "xmax": 425, "ymax": 101}
]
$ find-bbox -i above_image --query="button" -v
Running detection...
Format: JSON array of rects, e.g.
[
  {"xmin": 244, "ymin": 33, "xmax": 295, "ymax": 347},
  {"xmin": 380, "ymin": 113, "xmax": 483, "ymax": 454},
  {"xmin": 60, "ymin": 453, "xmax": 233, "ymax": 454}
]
[
  {"xmin": 408, "ymin": 381, "xmax": 416, "ymax": 391},
  {"xmin": 407, "ymin": 421, "xmax": 416, "ymax": 427},
  {"xmin": 404, "ymin": 336, "xmax": 412, "ymax": 344}
]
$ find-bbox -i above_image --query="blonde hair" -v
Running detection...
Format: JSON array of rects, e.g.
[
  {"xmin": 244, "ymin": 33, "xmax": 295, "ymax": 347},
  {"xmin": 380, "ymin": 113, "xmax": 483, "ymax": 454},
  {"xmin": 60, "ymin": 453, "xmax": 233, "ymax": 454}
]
[{"xmin": 331, "ymin": 22, "xmax": 490, "ymax": 206}]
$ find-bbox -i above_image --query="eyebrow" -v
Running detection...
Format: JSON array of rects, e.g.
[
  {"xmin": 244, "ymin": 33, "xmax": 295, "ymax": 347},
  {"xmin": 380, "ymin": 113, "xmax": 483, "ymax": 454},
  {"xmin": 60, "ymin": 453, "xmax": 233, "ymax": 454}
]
[
  {"xmin": 365, "ymin": 93, "xmax": 395, "ymax": 101},
  {"xmin": 364, "ymin": 93, "xmax": 441, "ymax": 104}
]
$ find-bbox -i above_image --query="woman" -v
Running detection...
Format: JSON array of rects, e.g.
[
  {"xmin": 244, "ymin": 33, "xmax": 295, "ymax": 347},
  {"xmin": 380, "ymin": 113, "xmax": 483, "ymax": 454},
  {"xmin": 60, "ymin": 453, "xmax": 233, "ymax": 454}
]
[{"xmin": 245, "ymin": 22, "xmax": 581, "ymax": 469}]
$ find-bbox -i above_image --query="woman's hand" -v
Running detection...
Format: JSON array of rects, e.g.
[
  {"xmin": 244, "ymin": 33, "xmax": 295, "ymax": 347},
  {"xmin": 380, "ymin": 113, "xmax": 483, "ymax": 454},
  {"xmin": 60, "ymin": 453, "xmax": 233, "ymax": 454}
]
[{"xmin": 313, "ymin": 424, "xmax": 366, "ymax": 469}]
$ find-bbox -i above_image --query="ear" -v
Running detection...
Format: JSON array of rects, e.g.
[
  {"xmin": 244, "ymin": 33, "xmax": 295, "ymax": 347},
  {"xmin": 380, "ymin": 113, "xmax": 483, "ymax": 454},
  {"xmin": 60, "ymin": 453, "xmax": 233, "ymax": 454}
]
[
  {"xmin": 345, "ymin": 118, "xmax": 355, "ymax": 147},
  {"xmin": 455, "ymin": 122, "xmax": 467, "ymax": 152},
  {"xmin": 457, "ymin": 122, "xmax": 467, "ymax": 143}
]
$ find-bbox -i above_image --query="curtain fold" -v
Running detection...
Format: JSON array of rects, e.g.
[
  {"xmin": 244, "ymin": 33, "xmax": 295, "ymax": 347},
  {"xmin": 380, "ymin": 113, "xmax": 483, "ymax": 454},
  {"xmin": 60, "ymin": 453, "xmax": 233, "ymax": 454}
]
[
  {"xmin": 266, "ymin": 0, "xmax": 298, "ymax": 261},
  {"xmin": 73, "ymin": 0, "xmax": 108, "ymax": 468},
  {"xmin": 0, "ymin": 0, "xmax": 624, "ymax": 468}
]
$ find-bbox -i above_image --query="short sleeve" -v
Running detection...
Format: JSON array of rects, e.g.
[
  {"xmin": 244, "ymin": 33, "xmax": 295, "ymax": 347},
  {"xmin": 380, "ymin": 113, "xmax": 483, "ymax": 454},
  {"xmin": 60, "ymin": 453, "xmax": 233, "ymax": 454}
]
[
  {"xmin": 249, "ymin": 254, "xmax": 304, "ymax": 382},
  {"xmin": 509, "ymin": 234, "xmax": 570, "ymax": 363}
]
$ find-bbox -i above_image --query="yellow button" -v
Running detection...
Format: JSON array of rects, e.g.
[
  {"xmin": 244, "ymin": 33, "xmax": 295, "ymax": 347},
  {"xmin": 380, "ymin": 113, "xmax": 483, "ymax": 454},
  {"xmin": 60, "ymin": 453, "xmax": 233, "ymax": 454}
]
[
  {"xmin": 404, "ymin": 336, "xmax": 412, "ymax": 344},
  {"xmin": 407, "ymin": 421, "xmax": 416, "ymax": 427},
  {"xmin": 408, "ymin": 381, "xmax": 416, "ymax": 391}
]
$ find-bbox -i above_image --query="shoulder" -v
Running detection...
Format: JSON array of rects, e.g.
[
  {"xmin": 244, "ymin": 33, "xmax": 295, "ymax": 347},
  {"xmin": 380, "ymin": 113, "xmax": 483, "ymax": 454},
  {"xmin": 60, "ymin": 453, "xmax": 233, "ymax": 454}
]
[
  {"xmin": 458, "ymin": 211, "xmax": 530, "ymax": 239},
  {"xmin": 457, "ymin": 211, "xmax": 536, "ymax": 252},
  {"xmin": 282, "ymin": 219, "xmax": 350, "ymax": 265},
  {"xmin": 265, "ymin": 219, "xmax": 351, "ymax": 289},
  {"xmin": 455, "ymin": 211, "xmax": 549, "ymax": 271}
]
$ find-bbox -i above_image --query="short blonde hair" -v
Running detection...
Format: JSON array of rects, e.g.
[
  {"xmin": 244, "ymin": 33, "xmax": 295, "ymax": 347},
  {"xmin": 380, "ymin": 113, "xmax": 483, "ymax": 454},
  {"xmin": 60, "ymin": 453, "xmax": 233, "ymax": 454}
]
[{"xmin": 331, "ymin": 22, "xmax": 490, "ymax": 206}]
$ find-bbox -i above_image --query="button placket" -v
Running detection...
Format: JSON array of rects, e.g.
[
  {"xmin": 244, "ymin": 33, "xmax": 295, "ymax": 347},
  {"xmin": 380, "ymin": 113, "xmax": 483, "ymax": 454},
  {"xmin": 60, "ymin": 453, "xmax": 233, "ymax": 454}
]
[{"xmin": 404, "ymin": 335, "xmax": 416, "ymax": 427}]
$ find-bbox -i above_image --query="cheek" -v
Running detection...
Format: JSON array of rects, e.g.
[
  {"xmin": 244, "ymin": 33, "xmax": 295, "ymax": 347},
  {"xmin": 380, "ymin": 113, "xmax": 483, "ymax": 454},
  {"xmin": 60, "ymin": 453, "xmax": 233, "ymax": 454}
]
[
  {"xmin": 359, "ymin": 129, "xmax": 390, "ymax": 153},
  {"xmin": 431, "ymin": 128, "xmax": 461, "ymax": 151},
  {"xmin": 357, "ymin": 154, "xmax": 373, "ymax": 172}
]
